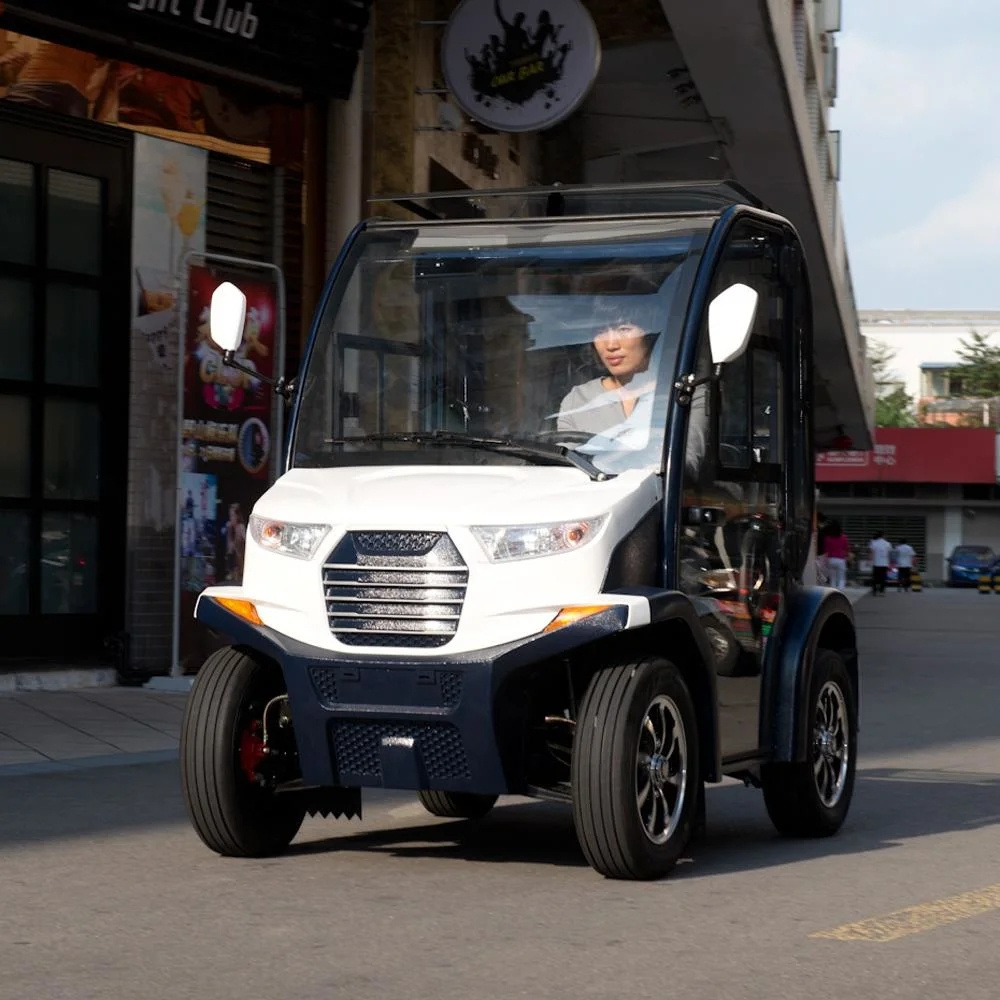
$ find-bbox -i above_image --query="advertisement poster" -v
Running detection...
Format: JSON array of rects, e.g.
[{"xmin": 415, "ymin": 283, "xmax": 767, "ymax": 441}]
[
  {"xmin": 0, "ymin": 29, "xmax": 273, "ymax": 149},
  {"xmin": 124, "ymin": 134, "xmax": 206, "ymax": 675},
  {"xmin": 176, "ymin": 262, "xmax": 282, "ymax": 674}
]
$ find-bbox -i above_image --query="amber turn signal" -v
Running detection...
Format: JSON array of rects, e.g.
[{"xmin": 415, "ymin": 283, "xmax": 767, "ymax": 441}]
[
  {"xmin": 543, "ymin": 604, "xmax": 615, "ymax": 633},
  {"xmin": 214, "ymin": 597, "xmax": 264, "ymax": 626}
]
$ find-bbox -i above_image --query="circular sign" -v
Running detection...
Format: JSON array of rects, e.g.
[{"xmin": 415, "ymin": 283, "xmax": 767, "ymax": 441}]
[{"xmin": 442, "ymin": 0, "xmax": 602, "ymax": 133}]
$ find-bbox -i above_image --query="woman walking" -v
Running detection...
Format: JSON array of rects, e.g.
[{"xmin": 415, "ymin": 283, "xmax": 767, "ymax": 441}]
[{"xmin": 824, "ymin": 521, "xmax": 851, "ymax": 590}]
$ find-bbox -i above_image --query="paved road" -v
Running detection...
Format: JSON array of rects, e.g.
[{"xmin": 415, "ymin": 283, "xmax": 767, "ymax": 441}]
[{"xmin": 3, "ymin": 589, "xmax": 1000, "ymax": 1000}]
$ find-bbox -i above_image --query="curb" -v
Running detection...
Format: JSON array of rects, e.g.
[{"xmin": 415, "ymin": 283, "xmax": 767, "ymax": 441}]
[
  {"xmin": 0, "ymin": 667, "xmax": 118, "ymax": 694},
  {"xmin": 0, "ymin": 748, "xmax": 178, "ymax": 779}
]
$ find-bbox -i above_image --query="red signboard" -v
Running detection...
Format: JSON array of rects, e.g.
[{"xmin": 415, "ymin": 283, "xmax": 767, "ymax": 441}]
[{"xmin": 816, "ymin": 427, "xmax": 996, "ymax": 483}]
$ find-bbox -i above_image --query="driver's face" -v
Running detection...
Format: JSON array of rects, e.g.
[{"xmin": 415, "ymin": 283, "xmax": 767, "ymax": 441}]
[{"xmin": 593, "ymin": 323, "xmax": 649, "ymax": 380}]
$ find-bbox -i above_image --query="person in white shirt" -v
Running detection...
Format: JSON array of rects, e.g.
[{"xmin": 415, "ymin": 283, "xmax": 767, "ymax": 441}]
[
  {"xmin": 893, "ymin": 538, "xmax": 917, "ymax": 592},
  {"xmin": 869, "ymin": 531, "xmax": 892, "ymax": 596}
]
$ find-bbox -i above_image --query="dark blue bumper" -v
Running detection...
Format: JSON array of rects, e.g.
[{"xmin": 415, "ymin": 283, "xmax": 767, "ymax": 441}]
[{"xmin": 196, "ymin": 598, "xmax": 628, "ymax": 796}]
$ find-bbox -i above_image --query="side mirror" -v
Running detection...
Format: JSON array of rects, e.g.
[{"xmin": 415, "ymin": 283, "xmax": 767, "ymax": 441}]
[
  {"xmin": 210, "ymin": 281, "xmax": 247, "ymax": 353},
  {"xmin": 708, "ymin": 283, "xmax": 759, "ymax": 367}
]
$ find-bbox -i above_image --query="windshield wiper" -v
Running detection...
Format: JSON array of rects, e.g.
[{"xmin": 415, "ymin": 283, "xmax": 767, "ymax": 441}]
[{"xmin": 328, "ymin": 432, "xmax": 613, "ymax": 482}]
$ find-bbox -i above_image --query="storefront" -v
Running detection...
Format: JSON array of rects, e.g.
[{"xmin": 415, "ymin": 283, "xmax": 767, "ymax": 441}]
[
  {"xmin": 816, "ymin": 428, "xmax": 1000, "ymax": 583},
  {"xmin": 0, "ymin": 0, "xmax": 372, "ymax": 674}
]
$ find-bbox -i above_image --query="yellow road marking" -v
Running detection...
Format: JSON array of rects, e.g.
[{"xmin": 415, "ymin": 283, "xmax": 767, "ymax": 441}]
[{"xmin": 811, "ymin": 885, "xmax": 1000, "ymax": 943}]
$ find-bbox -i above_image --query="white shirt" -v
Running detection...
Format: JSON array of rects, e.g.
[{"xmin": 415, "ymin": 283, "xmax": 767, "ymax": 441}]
[
  {"xmin": 870, "ymin": 537, "xmax": 892, "ymax": 567},
  {"xmin": 894, "ymin": 543, "xmax": 916, "ymax": 569}
]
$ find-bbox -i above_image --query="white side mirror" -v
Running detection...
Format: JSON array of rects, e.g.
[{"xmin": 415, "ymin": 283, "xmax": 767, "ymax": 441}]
[
  {"xmin": 708, "ymin": 282, "xmax": 759, "ymax": 367},
  {"xmin": 210, "ymin": 281, "xmax": 247, "ymax": 353}
]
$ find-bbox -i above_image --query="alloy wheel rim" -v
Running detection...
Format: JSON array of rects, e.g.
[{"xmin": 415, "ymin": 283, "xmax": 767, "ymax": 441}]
[
  {"xmin": 636, "ymin": 694, "xmax": 688, "ymax": 845},
  {"xmin": 812, "ymin": 680, "xmax": 849, "ymax": 807}
]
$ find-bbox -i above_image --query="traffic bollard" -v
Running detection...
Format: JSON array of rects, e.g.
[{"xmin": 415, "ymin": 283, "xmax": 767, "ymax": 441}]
[
  {"xmin": 979, "ymin": 573, "xmax": 992, "ymax": 594},
  {"xmin": 911, "ymin": 571, "xmax": 922, "ymax": 592}
]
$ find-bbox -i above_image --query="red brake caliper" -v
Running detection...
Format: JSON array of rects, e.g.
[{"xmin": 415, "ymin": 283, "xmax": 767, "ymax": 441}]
[{"xmin": 239, "ymin": 719, "xmax": 267, "ymax": 783}]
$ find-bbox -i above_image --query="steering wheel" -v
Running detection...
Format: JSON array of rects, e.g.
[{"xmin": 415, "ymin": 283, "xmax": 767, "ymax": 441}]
[{"xmin": 533, "ymin": 429, "xmax": 596, "ymax": 445}]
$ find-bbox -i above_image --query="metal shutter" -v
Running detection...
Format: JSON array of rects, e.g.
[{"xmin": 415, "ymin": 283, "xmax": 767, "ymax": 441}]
[
  {"xmin": 838, "ymin": 512, "xmax": 928, "ymax": 564},
  {"xmin": 206, "ymin": 155, "xmax": 274, "ymax": 261}
]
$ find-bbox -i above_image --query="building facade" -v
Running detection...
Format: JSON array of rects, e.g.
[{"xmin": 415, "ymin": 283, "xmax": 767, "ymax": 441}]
[{"xmin": 0, "ymin": 0, "xmax": 869, "ymax": 681}]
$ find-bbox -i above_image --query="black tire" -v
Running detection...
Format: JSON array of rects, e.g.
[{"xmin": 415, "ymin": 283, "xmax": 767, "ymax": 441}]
[
  {"xmin": 180, "ymin": 646, "xmax": 306, "ymax": 857},
  {"xmin": 417, "ymin": 789, "xmax": 497, "ymax": 819},
  {"xmin": 761, "ymin": 648, "xmax": 857, "ymax": 837},
  {"xmin": 571, "ymin": 657, "xmax": 700, "ymax": 880}
]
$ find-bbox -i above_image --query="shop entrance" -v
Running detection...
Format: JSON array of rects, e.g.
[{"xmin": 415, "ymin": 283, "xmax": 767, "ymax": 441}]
[{"xmin": 0, "ymin": 110, "xmax": 130, "ymax": 661}]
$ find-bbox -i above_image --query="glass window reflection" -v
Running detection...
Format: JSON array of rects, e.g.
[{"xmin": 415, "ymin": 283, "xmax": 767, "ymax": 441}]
[
  {"xmin": 0, "ymin": 158, "xmax": 35, "ymax": 265},
  {"xmin": 47, "ymin": 170, "xmax": 102, "ymax": 276},
  {"xmin": 44, "ymin": 399, "xmax": 100, "ymax": 499},
  {"xmin": 41, "ymin": 512, "xmax": 97, "ymax": 614},
  {"xmin": 0, "ymin": 510, "xmax": 29, "ymax": 614}
]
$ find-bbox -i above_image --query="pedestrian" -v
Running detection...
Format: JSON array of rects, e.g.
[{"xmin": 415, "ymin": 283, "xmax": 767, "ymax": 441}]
[
  {"xmin": 823, "ymin": 520, "xmax": 850, "ymax": 590},
  {"xmin": 869, "ymin": 530, "xmax": 892, "ymax": 596},
  {"xmin": 894, "ymin": 538, "xmax": 917, "ymax": 592},
  {"xmin": 816, "ymin": 511, "xmax": 831, "ymax": 585}
]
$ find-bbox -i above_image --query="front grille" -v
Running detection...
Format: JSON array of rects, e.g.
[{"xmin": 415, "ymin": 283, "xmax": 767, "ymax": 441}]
[
  {"xmin": 323, "ymin": 532, "xmax": 468, "ymax": 647},
  {"xmin": 331, "ymin": 720, "xmax": 471, "ymax": 780}
]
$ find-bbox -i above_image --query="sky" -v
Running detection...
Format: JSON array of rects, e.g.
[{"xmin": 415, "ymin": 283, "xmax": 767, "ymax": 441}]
[{"xmin": 831, "ymin": 1, "xmax": 1000, "ymax": 310}]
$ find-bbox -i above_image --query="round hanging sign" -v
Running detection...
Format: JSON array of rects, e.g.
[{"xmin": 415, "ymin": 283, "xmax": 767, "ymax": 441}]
[{"xmin": 441, "ymin": 0, "xmax": 602, "ymax": 133}]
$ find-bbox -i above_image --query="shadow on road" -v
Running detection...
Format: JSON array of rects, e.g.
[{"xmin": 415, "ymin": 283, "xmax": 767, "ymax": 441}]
[{"xmin": 282, "ymin": 766, "xmax": 1000, "ymax": 877}]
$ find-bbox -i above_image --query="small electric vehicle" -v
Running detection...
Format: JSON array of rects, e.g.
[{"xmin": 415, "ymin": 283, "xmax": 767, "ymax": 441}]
[{"xmin": 180, "ymin": 182, "xmax": 860, "ymax": 880}]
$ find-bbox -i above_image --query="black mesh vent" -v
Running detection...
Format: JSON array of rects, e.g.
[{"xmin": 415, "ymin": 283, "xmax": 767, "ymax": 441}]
[
  {"xmin": 331, "ymin": 721, "xmax": 471, "ymax": 780},
  {"xmin": 307, "ymin": 668, "xmax": 463, "ymax": 709},
  {"xmin": 323, "ymin": 532, "xmax": 468, "ymax": 647}
]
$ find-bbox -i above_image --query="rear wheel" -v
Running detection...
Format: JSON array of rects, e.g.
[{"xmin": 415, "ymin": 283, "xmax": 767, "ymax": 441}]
[
  {"xmin": 417, "ymin": 790, "xmax": 497, "ymax": 819},
  {"xmin": 180, "ymin": 646, "xmax": 306, "ymax": 857},
  {"xmin": 761, "ymin": 648, "xmax": 856, "ymax": 837},
  {"xmin": 571, "ymin": 657, "xmax": 700, "ymax": 880}
]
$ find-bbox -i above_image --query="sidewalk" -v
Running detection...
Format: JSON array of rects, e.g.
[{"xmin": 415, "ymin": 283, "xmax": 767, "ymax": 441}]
[{"xmin": 0, "ymin": 688, "xmax": 187, "ymax": 776}]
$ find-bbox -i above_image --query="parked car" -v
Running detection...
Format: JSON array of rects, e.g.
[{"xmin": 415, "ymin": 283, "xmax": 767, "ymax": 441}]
[{"xmin": 946, "ymin": 545, "xmax": 997, "ymax": 587}]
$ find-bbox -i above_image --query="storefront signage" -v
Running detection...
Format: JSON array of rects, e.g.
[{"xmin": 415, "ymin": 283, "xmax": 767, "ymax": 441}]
[
  {"xmin": 0, "ymin": 0, "xmax": 372, "ymax": 99},
  {"xmin": 127, "ymin": 0, "xmax": 259, "ymax": 41},
  {"xmin": 441, "ymin": 0, "xmax": 601, "ymax": 133},
  {"xmin": 816, "ymin": 427, "xmax": 997, "ymax": 484}
]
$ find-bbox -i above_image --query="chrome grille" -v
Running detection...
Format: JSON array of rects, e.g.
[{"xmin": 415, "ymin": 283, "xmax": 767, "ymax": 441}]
[{"xmin": 323, "ymin": 531, "xmax": 468, "ymax": 647}]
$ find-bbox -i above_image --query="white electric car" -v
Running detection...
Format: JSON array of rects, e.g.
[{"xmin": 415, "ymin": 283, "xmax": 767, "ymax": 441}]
[{"xmin": 180, "ymin": 182, "xmax": 860, "ymax": 880}]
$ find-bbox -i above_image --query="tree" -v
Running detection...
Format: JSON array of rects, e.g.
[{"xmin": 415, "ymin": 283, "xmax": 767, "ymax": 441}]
[
  {"xmin": 948, "ymin": 330, "xmax": 1000, "ymax": 398},
  {"xmin": 866, "ymin": 339, "xmax": 916, "ymax": 427},
  {"xmin": 876, "ymin": 386, "xmax": 917, "ymax": 427}
]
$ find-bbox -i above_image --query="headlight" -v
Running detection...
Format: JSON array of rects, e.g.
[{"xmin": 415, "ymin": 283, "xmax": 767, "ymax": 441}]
[
  {"xmin": 471, "ymin": 516, "xmax": 607, "ymax": 562},
  {"xmin": 249, "ymin": 515, "xmax": 331, "ymax": 560}
]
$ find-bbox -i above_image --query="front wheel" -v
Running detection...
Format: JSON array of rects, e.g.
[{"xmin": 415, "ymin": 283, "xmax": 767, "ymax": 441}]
[
  {"xmin": 180, "ymin": 646, "xmax": 306, "ymax": 857},
  {"xmin": 761, "ymin": 648, "xmax": 857, "ymax": 837},
  {"xmin": 571, "ymin": 657, "xmax": 700, "ymax": 880},
  {"xmin": 417, "ymin": 790, "xmax": 497, "ymax": 819}
]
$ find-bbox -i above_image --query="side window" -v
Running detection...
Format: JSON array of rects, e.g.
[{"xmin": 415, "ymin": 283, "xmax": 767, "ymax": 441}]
[{"xmin": 679, "ymin": 221, "xmax": 788, "ymax": 657}]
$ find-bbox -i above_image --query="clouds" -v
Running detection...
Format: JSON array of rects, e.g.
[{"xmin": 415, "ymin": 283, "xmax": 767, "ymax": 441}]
[{"xmin": 832, "ymin": 6, "xmax": 1000, "ymax": 307}]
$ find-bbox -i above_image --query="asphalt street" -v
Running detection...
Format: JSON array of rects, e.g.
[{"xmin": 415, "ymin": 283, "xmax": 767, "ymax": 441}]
[{"xmin": 3, "ymin": 588, "xmax": 999, "ymax": 1000}]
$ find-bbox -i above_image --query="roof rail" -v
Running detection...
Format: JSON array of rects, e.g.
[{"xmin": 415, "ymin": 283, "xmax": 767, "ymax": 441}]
[{"xmin": 370, "ymin": 179, "xmax": 767, "ymax": 221}]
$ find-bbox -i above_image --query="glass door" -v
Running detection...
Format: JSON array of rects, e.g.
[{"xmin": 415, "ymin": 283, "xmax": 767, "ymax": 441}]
[{"xmin": 0, "ymin": 112, "xmax": 130, "ymax": 660}]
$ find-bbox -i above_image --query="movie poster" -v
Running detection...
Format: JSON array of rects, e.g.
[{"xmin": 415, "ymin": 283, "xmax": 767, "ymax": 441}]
[{"xmin": 176, "ymin": 262, "xmax": 281, "ymax": 674}]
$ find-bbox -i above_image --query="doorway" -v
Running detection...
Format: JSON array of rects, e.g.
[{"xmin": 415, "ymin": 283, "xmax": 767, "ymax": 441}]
[{"xmin": 0, "ymin": 109, "xmax": 131, "ymax": 661}]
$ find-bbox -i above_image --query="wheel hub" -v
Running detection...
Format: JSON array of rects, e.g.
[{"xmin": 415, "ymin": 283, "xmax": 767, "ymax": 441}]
[{"xmin": 648, "ymin": 752, "xmax": 671, "ymax": 786}]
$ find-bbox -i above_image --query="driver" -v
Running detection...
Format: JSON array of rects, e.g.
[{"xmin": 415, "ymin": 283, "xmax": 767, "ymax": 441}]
[{"xmin": 557, "ymin": 314, "xmax": 658, "ymax": 434}]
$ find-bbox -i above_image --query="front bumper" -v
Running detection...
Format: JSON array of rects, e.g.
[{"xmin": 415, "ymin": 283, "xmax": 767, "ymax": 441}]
[{"xmin": 197, "ymin": 597, "xmax": 630, "ymax": 796}]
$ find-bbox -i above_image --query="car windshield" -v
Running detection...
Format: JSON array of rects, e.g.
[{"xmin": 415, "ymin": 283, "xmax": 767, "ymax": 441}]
[
  {"xmin": 291, "ymin": 217, "xmax": 711, "ymax": 477},
  {"xmin": 953, "ymin": 546, "xmax": 994, "ymax": 561}
]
